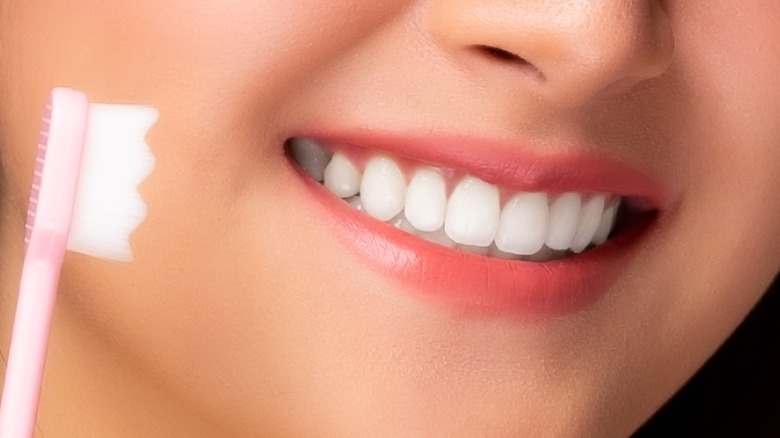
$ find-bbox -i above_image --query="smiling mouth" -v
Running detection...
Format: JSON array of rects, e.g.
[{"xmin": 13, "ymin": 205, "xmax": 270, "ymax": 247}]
[
  {"xmin": 285, "ymin": 134, "xmax": 664, "ymax": 315},
  {"xmin": 287, "ymin": 137, "xmax": 653, "ymax": 262}
]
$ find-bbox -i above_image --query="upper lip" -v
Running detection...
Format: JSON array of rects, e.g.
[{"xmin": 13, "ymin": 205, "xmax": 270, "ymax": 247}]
[{"xmin": 293, "ymin": 129, "xmax": 668, "ymax": 208}]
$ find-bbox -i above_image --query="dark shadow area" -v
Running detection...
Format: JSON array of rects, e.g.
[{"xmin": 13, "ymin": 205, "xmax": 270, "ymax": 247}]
[{"xmin": 633, "ymin": 275, "xmax": 780, "ymax": 437}]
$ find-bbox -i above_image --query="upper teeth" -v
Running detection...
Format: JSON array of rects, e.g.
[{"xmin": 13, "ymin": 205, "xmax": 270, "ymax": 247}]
[
  {"xmin": 405, "ymin": 167, "xmax": 447, "ymax": 232},
  {"xmin": 290, "ymin": 138, "xmax": 620, "ymax": 261}
]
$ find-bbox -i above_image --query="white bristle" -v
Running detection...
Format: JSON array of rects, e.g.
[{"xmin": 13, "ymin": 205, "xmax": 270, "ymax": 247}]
[{"xmin": 67, "ymin": 103, "xmax": 159, "ymax": 262}]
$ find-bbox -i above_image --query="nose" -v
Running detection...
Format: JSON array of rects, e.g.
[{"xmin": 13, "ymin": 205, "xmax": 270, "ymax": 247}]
[{"xmin": 427, "ymin": 0, "xmax": 674, "ymax": 107}]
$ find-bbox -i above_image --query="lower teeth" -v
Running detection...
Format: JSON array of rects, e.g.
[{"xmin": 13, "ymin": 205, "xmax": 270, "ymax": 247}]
[{"xmin": 345, "ymin": 196, "xmax": 579, "ymax": 262}]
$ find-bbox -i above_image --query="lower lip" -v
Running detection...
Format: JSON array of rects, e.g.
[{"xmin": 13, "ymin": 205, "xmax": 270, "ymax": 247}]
[{"xmin": 295, "ymin": 167, "xmax": 649, "ymax": 318}]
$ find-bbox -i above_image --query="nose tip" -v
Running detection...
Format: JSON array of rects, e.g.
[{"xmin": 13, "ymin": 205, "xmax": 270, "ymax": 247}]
[{"xmin": 428, "ymin": 0, "xmax": 675, "ymax": 107}]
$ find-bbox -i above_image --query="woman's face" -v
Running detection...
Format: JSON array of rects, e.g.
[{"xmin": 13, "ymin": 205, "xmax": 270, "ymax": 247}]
[{"xmin": 1, "ymin": 1, "xmax": 779, "ymax": 437}]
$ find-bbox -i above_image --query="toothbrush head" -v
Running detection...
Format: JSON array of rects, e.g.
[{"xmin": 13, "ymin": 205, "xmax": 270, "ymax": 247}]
[
  {"xmin": 23, "ymin": 96, "xmax": 52, "ymax": 252},
  {"xmin": 66, "ymin": 103, "xmax": 158, "ymax": 262}
]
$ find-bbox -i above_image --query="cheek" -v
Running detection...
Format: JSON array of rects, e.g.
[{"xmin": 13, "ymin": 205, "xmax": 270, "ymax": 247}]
[
  {"xmin": 0, "ymin": 0, "xmax": 412, "ymax": 197},
  {"xmin": 592, "ymin": 3, "xmax": 780, "ymax": 417},
  {"xmin": 678, "ymin": 2, "xmax": 780, "ymax": 261},
  {"xmin": 648, "ymin": 0, "xmax": 780, "ymax": 360},
  {"xmin": 0, "ymin": 0, "xmax": 415, "ymax": 282},
  {"xmin": 0, "ymin": 0, "xmax": 413, "ymax": 416}
]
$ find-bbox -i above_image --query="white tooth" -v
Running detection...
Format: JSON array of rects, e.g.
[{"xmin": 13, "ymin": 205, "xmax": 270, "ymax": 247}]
[
  {"xmin": 289, "ymin": 138, "xmax": 331, "ymax": 181},
  {"xmin": 404, "ymin": 168, "xmax": 447, "ymax": 232},
  {"xmin": 390, "ymin": 212, "xmax": 417, "ymax": 234},
  {"xmin": 418, "ymin": 227, "xmax": 457, "ymax": 248},
  {"xmin": 324, "ymin": 152, "xmax": 362, "ymax": 198},
  {"xmin": 592, "ymin": 200, "xmax": 619, "ymax": 245},
  {"xmin": 545, "ymin": 192, "xmax": 582, "ymax": 250},
  {"xmin": 345, "ymin": 195, "xmax": 364, "ymax": 212},
  {"xmin": 570, "ymin": 194, "xmax": 607, "ymax": 253},
  {"xmin": 495, "ymin": 192, "xmax": 548, "ymax": 255},
  {"xmin": 360, "ymin": 156, "xmax": 407, "ymax": 221},
  {"xmin": 444, "ymin": 176, "xmax": 500, "ymax": 247}
]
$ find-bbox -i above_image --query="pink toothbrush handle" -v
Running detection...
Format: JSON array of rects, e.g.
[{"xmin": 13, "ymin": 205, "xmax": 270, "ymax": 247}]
[
  {"xmin": 0, "ymin": 88, "xmax": 88, "ymax": 438},
  {"xmin": 0, "ymin": 256, "xmax": 64, "ymax": 438}
]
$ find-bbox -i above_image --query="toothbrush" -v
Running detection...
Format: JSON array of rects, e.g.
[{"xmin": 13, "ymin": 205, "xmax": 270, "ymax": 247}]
[{"xmin": 0, "ymin": 88, "xmax": 158, "ymax": 438}]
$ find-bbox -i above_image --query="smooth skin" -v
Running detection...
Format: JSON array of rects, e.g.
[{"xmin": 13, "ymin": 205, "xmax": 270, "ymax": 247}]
[{"xmin": 1, "ymin": 1, "xmax": 779, "ymax": 437}]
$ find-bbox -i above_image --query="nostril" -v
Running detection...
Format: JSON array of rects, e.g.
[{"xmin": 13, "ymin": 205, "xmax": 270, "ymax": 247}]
[
  {"xmin": 472, "ymin": 45, "xmax": 546, "ymax": 81},
  {"xmin": 475, "ymin": 44, "xmax": 526, "ymax": 63}
]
